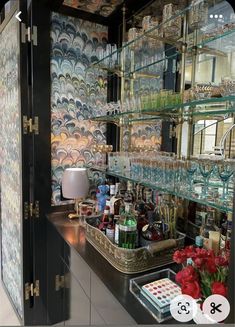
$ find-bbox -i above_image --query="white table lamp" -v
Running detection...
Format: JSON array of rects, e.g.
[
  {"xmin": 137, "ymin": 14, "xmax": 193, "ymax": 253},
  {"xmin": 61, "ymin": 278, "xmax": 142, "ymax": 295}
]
[{"xmin": 62, "ymin": 168, "xmax": 89, "ymax": 219}]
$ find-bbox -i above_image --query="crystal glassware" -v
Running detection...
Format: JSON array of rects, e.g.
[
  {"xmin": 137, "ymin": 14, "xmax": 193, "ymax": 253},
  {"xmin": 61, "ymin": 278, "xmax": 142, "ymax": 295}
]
[
  {"xmin": 218, "ymin": 159, "xmax": 235, "ymax": 202},
  {"xmin": 189, "ymin": 0, "xmax": 208, "ymax": 30},
  {"xmin": 162, "ymin": 4, "xmax": 182, "ymax": 39},
  {"xmin": 185, "ymin": 160, "xmax": 198, "ymax": 194},
  {"xmin": 198, "ymin": 159, "xmax": 213, "ymax": 199}
]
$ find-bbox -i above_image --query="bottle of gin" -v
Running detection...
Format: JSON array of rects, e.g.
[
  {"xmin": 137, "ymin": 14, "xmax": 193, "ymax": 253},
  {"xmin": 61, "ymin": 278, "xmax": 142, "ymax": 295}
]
[{"xmin": 118, "ymin": 203, "xmax": 137, "ymax": 249}]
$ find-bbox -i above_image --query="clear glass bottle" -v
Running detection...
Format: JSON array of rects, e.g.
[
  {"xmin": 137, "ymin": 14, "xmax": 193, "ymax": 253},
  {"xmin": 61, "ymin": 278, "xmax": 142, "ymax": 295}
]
[
  {"xmin": 195, "ymin": 204, "xmax": 207, "ymax": 227},
  {"xmin": 201, "ymin": 208, "xmax": 218, "ymax": 239},
  {"xmin": 201, "ymin": 208, "xmax": 219, "ymax": 250},
  {"xmin": 118, "ymin": 203, "xmax": 137, "ymax": 249}
]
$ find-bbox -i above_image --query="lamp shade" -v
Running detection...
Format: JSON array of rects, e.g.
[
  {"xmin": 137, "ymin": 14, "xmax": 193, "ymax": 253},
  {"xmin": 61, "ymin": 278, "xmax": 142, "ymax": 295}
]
[{"xmin": 61, "ymin": 168, "xmax": 89, "ymax": 199}]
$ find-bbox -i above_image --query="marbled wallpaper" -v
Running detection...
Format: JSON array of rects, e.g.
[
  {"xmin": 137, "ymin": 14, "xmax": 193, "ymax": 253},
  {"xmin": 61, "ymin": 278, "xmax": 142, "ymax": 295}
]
[
  {"xmin": 0, "ymin": 17, "xmax": 23, "ymax": 318},
  {"xmin": 131, "ymin": 123, "xmax": 161, "ymax": 149},
  {"xmin": 63, "ymin": 0, "xmax": 123, "ymax": 17},
  {"xmin": 51, "ymin": 13, "xmax": 108, "ymax": 204}
]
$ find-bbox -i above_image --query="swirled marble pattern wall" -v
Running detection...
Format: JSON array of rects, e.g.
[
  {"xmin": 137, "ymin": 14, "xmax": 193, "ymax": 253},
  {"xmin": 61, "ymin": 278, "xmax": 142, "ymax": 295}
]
[
  {"xmin": 0, "ymin": 17, "xmax": 23, "ymax": 318},
  {"xmin": 63, "ymin": 0, "xmax": 124, "ymax": 17},
  {"xmin": 51, "ymin": 13, "xmax": 108, "ymax": 204}
]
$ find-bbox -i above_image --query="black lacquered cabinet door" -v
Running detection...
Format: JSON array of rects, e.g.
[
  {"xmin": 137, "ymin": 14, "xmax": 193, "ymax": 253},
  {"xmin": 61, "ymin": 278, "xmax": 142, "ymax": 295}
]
[{"xmin": 24, "ymin": 0, "xmax": 51, "ymax": 324}]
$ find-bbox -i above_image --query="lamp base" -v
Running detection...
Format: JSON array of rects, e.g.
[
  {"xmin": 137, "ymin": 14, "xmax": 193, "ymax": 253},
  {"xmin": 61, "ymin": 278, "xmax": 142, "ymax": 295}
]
[{"xmin": 68, "ymin": 213, "xmax": 80, "ymax": 219}]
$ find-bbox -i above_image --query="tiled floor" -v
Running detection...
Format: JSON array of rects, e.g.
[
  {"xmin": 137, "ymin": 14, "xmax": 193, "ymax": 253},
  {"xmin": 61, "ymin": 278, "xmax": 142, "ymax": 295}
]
[{"xmin": 0, "ymin": 281, "xmax": 20, "ymax": 325}]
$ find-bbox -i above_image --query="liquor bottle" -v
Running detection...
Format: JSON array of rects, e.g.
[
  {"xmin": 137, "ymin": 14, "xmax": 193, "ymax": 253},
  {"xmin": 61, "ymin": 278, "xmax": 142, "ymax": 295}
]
[
  {"xmin": 106, "ymin": 214, "xmax": 115, "ymax": 242},
  {"xmin": 201, "ymin": 208, "xmax": 219, "ymax": 250},
  {"xmin": 110, "ymin": 183, "xmax": 124, "ymax": 216},
  {"xmin": 114, "ymin": 215, "xmax": 120, "ymax": 245},
  {"xmin": 140, "ymin": 221, "xmax": 164, "ymax": 246},
  {"xmin": 195, "ymin": 204, "xmax": 207, "ymax": 227},
  {"xmin": 124, "ymin": 181, "xmax": 135, "ymax": 205},
  {"xmin": 144, "ymin": 188, "xmax": 155, "ymax": 223},
  {"xmin": 118, "ymin": 203, "xmax": 137, "ymax": 249},
  {"xmin": 109, "ymin": 184, "xmax": 116, "ymax": 214},
  {"xmin": 98, "ymin": 200, "xmax": 110, "ymax": 234},
  {"xmin": 135, "ymin": 184, "xmax": 145, "ymax": 215}
]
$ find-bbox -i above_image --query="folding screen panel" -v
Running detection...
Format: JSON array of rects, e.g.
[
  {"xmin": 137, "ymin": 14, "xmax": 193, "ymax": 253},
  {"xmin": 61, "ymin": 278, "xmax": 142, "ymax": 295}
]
[{"xmin": 0, "ymin": 14, "xmax": 23, "ymax": 319}]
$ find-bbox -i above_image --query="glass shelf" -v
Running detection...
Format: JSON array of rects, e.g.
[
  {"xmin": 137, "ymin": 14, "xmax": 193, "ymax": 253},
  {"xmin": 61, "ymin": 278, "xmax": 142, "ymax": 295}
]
[
  {"xmin": 87, "ymin": 165, "xmax": 233, "ymax": 213},
  {"xmin": 88, "ymin": 96, "xmax": 235, "ymax": 123},
  {"xmin": 188, "ymin": 27, "xmax": 235, "ymax": 55},
  {"xmin": 125, "ymin": 52, "xmax": 178, "ymax": 78}
]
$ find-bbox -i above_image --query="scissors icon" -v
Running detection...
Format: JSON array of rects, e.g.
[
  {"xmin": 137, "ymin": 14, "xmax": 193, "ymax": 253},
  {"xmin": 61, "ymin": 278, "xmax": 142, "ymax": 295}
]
[
  {"xmin": 178, "ymin": 301, "xmax": 190, "ymax": 314},
  {"xmin": 210, "ymin": 302, "xmax": 222, "ymax": 314}
]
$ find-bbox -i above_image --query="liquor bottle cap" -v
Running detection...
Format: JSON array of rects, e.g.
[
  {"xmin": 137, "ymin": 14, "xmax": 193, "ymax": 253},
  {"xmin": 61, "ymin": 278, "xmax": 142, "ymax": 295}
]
[{"xmin": 195, "ymin": 235, "xmax": 203, "ymax": 247}]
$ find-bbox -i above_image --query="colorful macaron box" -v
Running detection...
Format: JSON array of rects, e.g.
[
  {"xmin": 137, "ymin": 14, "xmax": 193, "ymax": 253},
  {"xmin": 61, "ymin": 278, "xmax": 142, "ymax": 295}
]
[{"xmin": 141, "ymin": 278, "xmax": 181, "ymax": 313}]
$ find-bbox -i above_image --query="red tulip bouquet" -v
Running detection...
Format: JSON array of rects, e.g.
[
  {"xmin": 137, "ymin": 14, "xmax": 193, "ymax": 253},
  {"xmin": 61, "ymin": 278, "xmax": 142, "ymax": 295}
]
[{"xmin": 173, "ymin": 246, "xmax": 230, "ymax": 301}]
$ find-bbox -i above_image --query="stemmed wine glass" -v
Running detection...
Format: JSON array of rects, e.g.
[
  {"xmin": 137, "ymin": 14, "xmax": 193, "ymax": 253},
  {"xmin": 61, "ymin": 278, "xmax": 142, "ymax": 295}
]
[
  {"xmin": 185, "ymin": 159, "xmax": 198, "ymax": 194},
  {"xmin": 218, "ymin": 159, "xmax": 235, "ymax": 202},
  {"xmin": 198, "ymin": 159, "xmax": 213, "ymax": 199}
]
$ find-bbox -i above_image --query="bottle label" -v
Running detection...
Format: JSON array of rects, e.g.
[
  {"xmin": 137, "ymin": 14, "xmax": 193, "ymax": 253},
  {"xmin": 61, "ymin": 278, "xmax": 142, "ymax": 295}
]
[
  {"xmin": 119, "ymin": 224, "xmax": 137, "ymax": 232},
  {"xmin": 104, "ymin": 210, "xmax": 110, "ymax": 215},
  {"xmin": 114, "ymin": 223, "xmax": 119, "ymax": 244},
  {"xmin": 106, "ymin": 229, "xmax": 114, "ymax": 242}
]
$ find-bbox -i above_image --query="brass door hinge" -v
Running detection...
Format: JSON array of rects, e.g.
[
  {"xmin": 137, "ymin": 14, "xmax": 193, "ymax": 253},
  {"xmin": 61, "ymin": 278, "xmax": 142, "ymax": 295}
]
[
  {"xmin": 21, "ymin": 24, "xmax": 38, "ymax": 46},
  {"xmin": 55, "ymin": 275, "xmax": 65, "ymax": 291},
  {"xmin": 23, "ymin": 116, "xmax": 39, "ymax": 135},
  {"xmin": 24, "ymin": 202, "xmax": 29, "ymax": 220},
  {"xmin": 24, "ymin": 201, "xmax": 40, "ymax": 219},
  {"xmin": 25, "ymin": 280, "xmax": 40, "ymax": 300},
  {"xmin": 29, "ymin": 201, "xmax": 40, "ymax": 218}
]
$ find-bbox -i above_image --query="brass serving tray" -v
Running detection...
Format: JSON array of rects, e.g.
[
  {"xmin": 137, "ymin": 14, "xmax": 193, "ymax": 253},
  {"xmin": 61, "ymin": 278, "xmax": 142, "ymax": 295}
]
[{"xmin": 85, "ymin": 217, "xmax": 185, "ymax": 274}]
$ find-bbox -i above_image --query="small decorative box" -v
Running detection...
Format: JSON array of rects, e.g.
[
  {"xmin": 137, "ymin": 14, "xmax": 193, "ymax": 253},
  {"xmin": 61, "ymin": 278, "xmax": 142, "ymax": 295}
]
[
  {"xmin": 130, "ymin": 268, "xmax": 180, "ymax": 323},
  {"xmin": 141, "ymin": 277, "xmax": 181, "ymax": 313}
]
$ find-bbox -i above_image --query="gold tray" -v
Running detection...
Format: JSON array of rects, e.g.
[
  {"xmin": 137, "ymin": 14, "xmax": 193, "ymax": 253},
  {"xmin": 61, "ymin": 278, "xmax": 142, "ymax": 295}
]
[{"xmin": 85, "ymin": 217, "xmax": 185, "ymax": 274}]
